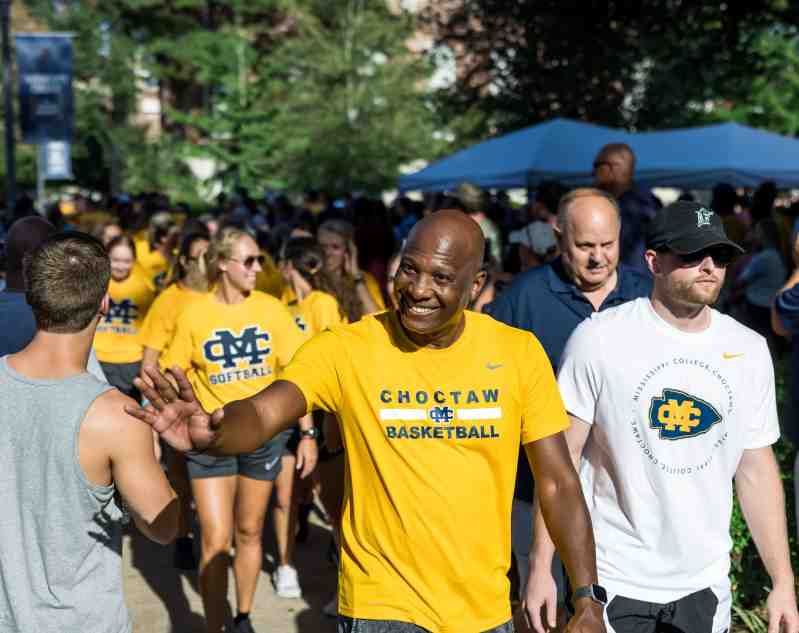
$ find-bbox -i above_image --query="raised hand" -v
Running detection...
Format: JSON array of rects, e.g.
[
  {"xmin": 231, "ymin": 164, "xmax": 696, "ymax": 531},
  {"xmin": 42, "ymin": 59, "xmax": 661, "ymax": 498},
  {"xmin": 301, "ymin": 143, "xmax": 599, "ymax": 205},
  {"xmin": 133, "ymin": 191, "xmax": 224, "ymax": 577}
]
[{"xmin": 125, "ymin": 365, "xmax": 222, "ymax": 453}]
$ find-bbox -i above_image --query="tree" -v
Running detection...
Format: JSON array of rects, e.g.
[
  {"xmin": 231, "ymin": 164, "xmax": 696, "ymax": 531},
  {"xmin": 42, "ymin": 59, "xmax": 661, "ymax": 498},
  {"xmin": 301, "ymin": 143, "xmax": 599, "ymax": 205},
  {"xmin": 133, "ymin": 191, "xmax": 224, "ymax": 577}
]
[
  {"xmin": 167, "ymin": 0, "xmax": 440, "ymax": 195},
  {"xmin": 423, "ymin": 1, "xmax": 799, "ymax": 143}
]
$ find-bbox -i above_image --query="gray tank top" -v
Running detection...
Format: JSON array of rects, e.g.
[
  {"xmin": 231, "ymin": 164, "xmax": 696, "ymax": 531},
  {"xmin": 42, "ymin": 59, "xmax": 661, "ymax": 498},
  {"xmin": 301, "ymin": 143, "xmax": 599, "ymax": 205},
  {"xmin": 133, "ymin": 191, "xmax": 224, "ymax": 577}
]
[{"xmin": 0, "ymin": 356, "xmax": 131, "ymax": 633}]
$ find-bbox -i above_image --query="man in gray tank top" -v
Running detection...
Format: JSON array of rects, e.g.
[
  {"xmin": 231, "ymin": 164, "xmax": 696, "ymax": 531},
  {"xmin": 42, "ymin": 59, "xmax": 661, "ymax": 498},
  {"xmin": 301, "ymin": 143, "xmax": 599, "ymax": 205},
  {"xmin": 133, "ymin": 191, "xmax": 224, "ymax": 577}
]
[{"xmin": 0, "ymin": 232, "xmax": 179, "ymax": 633}]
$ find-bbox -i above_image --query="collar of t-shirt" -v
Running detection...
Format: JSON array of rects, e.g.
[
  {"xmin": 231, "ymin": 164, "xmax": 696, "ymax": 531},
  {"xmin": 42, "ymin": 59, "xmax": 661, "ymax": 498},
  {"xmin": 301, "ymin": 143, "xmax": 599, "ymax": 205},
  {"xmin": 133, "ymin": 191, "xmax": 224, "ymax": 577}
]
[
  {"xmin": 642, "ymin": 297, "xmax": 719, "ymax": 344},
  {"xmin": 547, "ymin": 257, "xmax": 642, "ymax": 311}
]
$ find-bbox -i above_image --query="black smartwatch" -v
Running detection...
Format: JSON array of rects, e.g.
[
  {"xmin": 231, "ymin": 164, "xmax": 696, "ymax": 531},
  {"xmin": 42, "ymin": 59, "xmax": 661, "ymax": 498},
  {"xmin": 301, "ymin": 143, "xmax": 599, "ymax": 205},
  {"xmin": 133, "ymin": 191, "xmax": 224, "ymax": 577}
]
[
  {"xmin": 299, "ymin": 427, "xmax": 319, "ymax": 440},
  {"xmin": 572, "ymin": 584, "xmax": 608, "ymax": 606}
]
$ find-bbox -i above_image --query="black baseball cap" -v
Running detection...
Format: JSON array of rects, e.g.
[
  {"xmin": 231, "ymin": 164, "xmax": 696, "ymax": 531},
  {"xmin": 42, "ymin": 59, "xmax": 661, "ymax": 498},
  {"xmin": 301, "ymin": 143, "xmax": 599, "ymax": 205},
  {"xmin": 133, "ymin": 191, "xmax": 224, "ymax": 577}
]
[{"xmin": 646, "ymin": 200, "xmax": 745, "ymax": 255}]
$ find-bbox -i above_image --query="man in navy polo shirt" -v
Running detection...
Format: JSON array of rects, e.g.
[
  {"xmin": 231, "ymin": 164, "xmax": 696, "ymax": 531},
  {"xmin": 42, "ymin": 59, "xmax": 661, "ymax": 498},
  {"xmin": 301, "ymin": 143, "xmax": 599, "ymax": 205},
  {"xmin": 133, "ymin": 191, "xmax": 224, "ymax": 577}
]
[{"xmin": 487, "ymin": 187, "xmax": 651, "ymax": 605}]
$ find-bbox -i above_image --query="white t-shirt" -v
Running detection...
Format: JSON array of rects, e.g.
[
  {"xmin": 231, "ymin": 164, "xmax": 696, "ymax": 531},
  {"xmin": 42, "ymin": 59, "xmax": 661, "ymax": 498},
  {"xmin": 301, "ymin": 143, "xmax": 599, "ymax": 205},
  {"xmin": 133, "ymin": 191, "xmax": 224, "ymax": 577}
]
[{"xmin": 558, "ymin": 297, "xmax": 779, "ymax": 604}]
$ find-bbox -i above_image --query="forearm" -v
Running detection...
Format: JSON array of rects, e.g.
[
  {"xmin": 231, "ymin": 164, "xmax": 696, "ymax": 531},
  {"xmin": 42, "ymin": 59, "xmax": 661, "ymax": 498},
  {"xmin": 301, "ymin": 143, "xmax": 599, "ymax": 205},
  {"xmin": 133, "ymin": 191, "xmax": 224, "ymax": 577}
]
[
  {"xmin": 210, "ymin": 381, "xmax": 308, "ymax": 456},
  {"xmin": 737, "ymin": 450, "xmax": 795, "ymax": 588},
  {"xmin": 537, "ymin": 472, "xmax": 597, "ymax": 589},
  {"xmin": 530, "ymin": 494, "xmax": 557, "ymax": 571},
  {"xmin": 132, "ymin": 493, "xmax": 179, "ymax": 545}
]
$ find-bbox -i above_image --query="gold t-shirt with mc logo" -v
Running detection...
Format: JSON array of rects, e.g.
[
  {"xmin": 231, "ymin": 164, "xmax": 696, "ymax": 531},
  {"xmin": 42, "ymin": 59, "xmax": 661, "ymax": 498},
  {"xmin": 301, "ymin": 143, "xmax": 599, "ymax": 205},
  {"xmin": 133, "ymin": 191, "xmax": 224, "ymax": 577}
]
[
  {"xmin": 280, "ymin": 310, "xmax": 569, "ymax": 633},
  {"xmin": 162, "ymin": 291, "xmax": 305, "ymax": 411},
  {"xmin": 94, "ymin": 269, "xmax": 156, "ymax": 364},
  {"xmin": 284, "ymin": 289, "xmax": 344, "ymax": 337}
]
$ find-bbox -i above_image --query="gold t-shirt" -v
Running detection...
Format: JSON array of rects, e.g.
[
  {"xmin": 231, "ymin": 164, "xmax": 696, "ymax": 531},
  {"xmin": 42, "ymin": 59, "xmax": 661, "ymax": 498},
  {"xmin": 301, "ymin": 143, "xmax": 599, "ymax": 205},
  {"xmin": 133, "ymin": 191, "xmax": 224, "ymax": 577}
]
[
  {"xmin": 284, "ymin": 289, "xmax": 343, "ymax": 336},
  {"xmin": 280, "ymin": 310, "xmax": 569, "ymax": 632},
  {"xmin": 138, "ymin": 284, "xmax": 208, "ymax": 363},
  {"xmin": 95, "ymin": 268, "xmax": 156, "ymax": 364},
  {"xmin": 162, "ymin": 291, "xmax": 305, "ymax": 411}
]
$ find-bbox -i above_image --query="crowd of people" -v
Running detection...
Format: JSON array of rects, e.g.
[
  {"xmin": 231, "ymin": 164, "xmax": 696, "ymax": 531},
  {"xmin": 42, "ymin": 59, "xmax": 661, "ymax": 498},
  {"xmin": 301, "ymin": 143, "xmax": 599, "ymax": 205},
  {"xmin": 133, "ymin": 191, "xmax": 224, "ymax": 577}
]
[{"xmin": 1, "ymin": 141, "xmax": 799, "ymax": 633}]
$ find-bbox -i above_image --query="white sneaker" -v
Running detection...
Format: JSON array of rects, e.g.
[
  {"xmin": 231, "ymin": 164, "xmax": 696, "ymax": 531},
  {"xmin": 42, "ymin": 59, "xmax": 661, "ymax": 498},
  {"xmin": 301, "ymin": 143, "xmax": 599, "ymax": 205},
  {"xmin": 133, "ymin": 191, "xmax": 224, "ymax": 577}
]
[
  {"xmin": 322, "ymin": 595, "xmax": 338, "ymax": 618},
  {"xmin": 273, "ymin": 565, "xmax": 302, "ymax": 599}
]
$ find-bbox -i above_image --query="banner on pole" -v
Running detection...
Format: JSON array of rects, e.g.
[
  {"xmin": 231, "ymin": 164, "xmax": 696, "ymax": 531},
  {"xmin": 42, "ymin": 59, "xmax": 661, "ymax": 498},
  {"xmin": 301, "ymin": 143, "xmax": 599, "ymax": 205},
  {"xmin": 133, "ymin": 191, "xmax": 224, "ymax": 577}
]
[
  {"xmin": 15, "ymin": 33, "xmax": 75, "ymax": 144},
  {"xmin": 40, "ymin": 141, "xmax": 73, "ymax": 180}
]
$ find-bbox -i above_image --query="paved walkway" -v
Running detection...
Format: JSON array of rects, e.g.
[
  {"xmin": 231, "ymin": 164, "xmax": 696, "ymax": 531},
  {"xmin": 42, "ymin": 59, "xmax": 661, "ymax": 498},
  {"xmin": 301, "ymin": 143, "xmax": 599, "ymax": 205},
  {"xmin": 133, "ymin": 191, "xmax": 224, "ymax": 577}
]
[{"xmin": 123, "ymin": 514, "xmax": 339, "ymax": 633}]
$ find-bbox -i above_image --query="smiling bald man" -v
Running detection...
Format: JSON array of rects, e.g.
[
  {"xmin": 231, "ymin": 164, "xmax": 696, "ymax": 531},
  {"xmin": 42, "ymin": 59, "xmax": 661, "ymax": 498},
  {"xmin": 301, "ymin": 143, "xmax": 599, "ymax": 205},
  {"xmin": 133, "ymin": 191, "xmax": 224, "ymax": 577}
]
[{"xmin": 128, "ymin": 209, "xmax": 604, "ymax": 633}]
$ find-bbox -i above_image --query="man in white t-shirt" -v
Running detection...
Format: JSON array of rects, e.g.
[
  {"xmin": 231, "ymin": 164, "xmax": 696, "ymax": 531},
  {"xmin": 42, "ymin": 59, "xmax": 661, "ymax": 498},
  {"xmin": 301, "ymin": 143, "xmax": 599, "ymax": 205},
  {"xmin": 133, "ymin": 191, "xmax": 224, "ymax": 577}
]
[{"xmin": 524, "ymin": 200, "xmax": 799, "ymax": 633}]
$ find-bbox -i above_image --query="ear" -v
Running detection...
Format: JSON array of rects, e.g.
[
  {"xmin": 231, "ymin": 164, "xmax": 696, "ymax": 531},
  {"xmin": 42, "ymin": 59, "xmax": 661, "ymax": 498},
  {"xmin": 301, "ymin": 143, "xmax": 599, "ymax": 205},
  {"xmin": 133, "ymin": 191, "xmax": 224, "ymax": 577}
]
[
  {"xmin": 644, "ymin": 249, "xmax": 660, "ymax": 276},
  {"xmin": 469, "ymin": 269, "xmax": 488, "ymax": 303}
]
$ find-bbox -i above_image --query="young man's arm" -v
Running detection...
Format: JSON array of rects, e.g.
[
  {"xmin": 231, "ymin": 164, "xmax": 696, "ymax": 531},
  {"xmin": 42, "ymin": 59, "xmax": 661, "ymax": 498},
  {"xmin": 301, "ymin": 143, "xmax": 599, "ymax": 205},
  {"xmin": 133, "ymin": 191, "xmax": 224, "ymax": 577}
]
[
  {"xmin": 81, "ymin": 390, "xmax": 179, "ymax": 545},
  {"xmin": 735, "ymin": 447, "xmax": 799, "ymax": 633},
  {"xmin": 524, "ymin": 415, "xmax": 595, "ymax": 633}
]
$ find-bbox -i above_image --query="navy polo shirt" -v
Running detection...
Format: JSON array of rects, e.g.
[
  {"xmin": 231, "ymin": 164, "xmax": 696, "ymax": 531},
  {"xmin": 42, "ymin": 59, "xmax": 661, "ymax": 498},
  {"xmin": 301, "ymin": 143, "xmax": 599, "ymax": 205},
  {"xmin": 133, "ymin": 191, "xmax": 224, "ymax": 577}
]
[{"xmin": 486, "ymin": 257, "xmax": 652, "ymax": 502}]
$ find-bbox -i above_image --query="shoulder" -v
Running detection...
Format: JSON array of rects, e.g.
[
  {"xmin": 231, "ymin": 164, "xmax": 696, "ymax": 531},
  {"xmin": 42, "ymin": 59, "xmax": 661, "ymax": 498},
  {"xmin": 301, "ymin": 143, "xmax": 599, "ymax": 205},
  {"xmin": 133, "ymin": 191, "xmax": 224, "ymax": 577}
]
[
  {"xmin": 712, "ymin": 309, "xmax": 770, "ymax": 353},
  {"xmin": 307, "ymin": 290, "xmax": 339, "ymax": 309},
  {"xmin": 249, "ymin": 290, "xmax": 290, "ymax": 310},
  {"xmin": 467, "ymin": 310, "xmax": 544, "ymax": 355},
  {"xmin": 82, "ymin": 388, "xmax": 154, "ymax": 450},
  {"xmin": 488, "ymin": 263, "xmax": 555, "ymax": 313},
  {"xmin": 573, "ymin": 297, "xmax": 645, "ymax": 341}
]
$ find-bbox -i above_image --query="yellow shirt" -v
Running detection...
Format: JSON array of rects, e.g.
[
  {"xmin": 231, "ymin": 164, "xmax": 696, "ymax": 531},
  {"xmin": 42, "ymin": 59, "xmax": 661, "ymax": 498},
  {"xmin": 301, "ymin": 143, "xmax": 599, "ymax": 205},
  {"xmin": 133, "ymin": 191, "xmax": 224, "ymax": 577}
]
[
  {"xmin": 138, "ymin": 284, "xmax": 208, "ymax": 362},
  {"xmin": 284, "ymin": 290, "xmax": 343, "ymax": 336},
  {"xmin": 95, "ymin": 269, "xmax": 156, "ymax": 364},
  {"xmin": 280, "ymin": 310, "xmax": 569, "ymax": 632},
  {"xmin": 162, "ymin": 291, "xmax": 305, "ymax": 411},
  {"xmin": 362, "ymin": 271, "xmax": 386, "ymax": 312},
  {"xmin": 136, "ymin": 249, "xmax": 170, "ymax": 290},
  {"xmin": 255, "ymin": 252, "xmax": 285, "ymax": 299}
]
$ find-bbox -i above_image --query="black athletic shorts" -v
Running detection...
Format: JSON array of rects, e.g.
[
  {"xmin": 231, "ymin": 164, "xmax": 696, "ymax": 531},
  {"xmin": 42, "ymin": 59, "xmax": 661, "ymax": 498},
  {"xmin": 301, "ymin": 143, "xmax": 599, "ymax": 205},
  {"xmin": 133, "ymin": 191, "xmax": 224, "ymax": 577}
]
[{"xmin": 186, "ymin": 435, "xmax": 287, "ymax": 481}]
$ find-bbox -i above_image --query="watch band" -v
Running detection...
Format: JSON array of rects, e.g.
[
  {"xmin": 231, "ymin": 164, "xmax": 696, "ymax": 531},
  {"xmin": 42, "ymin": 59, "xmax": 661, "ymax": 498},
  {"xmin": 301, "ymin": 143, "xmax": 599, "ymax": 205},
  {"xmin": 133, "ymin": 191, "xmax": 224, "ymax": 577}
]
[
  {"xmin": 299, "ymin": 427, "xmax": 319, "ymax": 440},
  {"xmin": 572, "ymin": 584, "xmax": 608, "ymax": 606}
]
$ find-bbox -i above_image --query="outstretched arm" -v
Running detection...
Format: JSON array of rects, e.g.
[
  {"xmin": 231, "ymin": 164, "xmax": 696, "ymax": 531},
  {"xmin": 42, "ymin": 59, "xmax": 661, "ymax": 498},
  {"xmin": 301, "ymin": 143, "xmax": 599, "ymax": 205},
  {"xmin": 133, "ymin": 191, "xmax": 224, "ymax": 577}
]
[
  {"xmin": 127, "ymin": 365, "xmax": 308, "ymax": 455},
  {"xmin": 736, "ymin": 447, "xmax": 799, "ymax": 633},
  {"xmin": 524, "ymin": 423, "xmax": 603, "ymax": 633}
]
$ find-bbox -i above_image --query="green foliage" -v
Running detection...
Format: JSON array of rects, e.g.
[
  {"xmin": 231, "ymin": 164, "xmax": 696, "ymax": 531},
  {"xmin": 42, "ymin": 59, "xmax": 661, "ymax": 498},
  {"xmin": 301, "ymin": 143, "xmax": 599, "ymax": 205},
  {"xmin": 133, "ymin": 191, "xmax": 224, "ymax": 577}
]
[
  {"xmin": 424, "ymin": 1, "xmax": 799, "ymax": 141},
  {"xmin": 713, "ymin": 30, "xmax": 799, "ymax": 137},
  {"xmin": 730, "ymin": 358, "xmax": 798, "ymax": 631}
]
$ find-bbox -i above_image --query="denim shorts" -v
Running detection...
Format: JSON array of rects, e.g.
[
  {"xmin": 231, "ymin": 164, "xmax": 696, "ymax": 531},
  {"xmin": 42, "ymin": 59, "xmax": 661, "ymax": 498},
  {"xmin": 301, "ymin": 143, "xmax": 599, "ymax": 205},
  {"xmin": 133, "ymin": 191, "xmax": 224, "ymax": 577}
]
[{"xmin": 337, "ymin": 616, "xmax": 514, "ymax": 633}]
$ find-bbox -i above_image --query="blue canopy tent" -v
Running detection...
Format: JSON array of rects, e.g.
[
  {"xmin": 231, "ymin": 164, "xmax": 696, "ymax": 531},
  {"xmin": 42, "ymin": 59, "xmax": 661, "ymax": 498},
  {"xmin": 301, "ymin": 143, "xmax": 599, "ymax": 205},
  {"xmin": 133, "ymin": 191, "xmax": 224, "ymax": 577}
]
[
  {"xmin": 399, "ymin": 118, "xmax": 799, "ymax": 192},
  {"xmin": 398, "ymin": 118, "xmax": 629, "ymax": 192},
  {"xmin": 631, "ymin": 122, "xmax": 799, "ymax": 189}
]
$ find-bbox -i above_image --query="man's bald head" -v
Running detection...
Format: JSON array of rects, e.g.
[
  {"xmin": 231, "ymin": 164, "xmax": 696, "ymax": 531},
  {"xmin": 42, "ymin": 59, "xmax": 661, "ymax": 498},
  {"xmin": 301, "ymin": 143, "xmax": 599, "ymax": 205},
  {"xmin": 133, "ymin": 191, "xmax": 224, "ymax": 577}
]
[
  {"xmin": 404, "ymin": 209, "xmax": 485, "ymax": 275},
  {"xmin": 5, "ymin": 216, "xmax": 56, "ymax": 291}
]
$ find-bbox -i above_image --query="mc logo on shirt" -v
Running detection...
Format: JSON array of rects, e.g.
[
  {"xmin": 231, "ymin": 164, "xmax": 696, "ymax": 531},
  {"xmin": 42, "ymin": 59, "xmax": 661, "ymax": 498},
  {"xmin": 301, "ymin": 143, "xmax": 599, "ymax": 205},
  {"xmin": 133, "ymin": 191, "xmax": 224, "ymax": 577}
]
[
  {"xmin": 203, "ymin": 326, "xmax": 271, "ymax": 369},
  {"xmin": 104, "ymin": 298, "xmax": 138, "ymax": 325},
  {"xmin": 648, "ymin": 388, "xmax": 722, "ymax": 440}
]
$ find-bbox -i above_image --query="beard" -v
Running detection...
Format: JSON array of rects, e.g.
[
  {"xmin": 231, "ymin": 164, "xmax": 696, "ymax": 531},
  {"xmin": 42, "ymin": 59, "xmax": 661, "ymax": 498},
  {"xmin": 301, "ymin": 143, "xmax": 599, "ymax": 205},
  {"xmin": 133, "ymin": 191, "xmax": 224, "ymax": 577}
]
[{"xmin": 666, "ymin": 275, "xmax": 722, "ymax": 308}]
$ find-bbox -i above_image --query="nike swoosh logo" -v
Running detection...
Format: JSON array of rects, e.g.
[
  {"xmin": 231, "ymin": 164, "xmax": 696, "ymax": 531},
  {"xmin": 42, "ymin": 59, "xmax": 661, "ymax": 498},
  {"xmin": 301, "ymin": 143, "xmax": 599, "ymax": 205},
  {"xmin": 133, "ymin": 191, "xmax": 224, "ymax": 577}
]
[
  {"xmin": 486, "ymin": 363, "xmax": 503, "ymax": 370},
  {"xmin": 264, "ymin": 457, "xmax": 281, "ymax": 471},
  {"xmin": 723, "ymin": 352, "xmax": 745, "ymax": 360}
]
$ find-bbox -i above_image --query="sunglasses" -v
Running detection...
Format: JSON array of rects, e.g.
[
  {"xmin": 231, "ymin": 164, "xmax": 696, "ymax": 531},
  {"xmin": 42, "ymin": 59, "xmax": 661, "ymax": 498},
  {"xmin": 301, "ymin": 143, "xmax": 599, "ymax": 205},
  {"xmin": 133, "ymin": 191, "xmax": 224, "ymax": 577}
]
[
  {"xmin": 673, "ymin": 248, "xmax": 736, "ymax": 267},
  {"xmin": 228, "ymin": 255, "xmax": 266, "ymax": 269}
]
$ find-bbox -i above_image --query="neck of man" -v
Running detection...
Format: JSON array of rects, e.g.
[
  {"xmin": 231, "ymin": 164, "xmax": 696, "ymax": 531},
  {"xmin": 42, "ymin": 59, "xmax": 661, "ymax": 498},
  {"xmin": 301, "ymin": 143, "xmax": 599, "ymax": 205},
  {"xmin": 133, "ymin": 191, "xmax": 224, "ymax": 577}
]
[
  {"xmin": 649, "ymin": 289, "xmax": 712, "ymax": 333},
  {"xmin": 8, "ymin": 326, "xmax": 95, "ymax": 379},
  {"xmin": 578, "ymin": 269, "xmax": 618, "ymax": 310},
  {"xmin": 215, "ymin": 279, "xmax": 248, "ymax": 305},
  {"xmin": 400, "ymin": 311, "xmax": 467, "ymax": 350}
]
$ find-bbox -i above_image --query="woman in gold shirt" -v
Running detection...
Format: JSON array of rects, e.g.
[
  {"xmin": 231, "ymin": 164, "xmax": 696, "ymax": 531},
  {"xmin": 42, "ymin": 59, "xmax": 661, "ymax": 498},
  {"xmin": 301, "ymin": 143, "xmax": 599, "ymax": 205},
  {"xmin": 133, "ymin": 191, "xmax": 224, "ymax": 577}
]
[
  {"xmin": 271, "ymin": 237, "xmax": 343, "ymax": 599},
  {"xmin": 94, "ymin": 234, "xmax": 156, "ymax": 400},
  {"xmin": 161, "ymin": 228, "xmax": 311, "ymax": 633}
]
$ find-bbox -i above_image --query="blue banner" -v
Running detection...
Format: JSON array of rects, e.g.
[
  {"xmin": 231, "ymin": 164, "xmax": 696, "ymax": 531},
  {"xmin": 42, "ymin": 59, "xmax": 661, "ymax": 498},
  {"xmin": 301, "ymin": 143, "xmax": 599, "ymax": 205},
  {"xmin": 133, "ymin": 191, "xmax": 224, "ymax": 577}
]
[{"xmin": 15, "ymin": 33, "xmax": 75, "ymax": 144}]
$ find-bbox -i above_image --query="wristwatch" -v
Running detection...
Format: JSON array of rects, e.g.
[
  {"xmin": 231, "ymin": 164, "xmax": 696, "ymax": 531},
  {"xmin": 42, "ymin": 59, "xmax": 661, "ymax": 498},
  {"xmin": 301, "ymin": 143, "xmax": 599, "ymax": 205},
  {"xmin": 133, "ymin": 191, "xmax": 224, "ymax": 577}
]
[
  {"xmin": 299, "ymin": 427, "xmax": 319, "ymax": 440},
  {"xmin": 352, "ymin": 274, "xmax": 364, "ymax": 284},
  {"xmin": 572, "ymin": 584, "xmax": 608, "ymax": 606}
]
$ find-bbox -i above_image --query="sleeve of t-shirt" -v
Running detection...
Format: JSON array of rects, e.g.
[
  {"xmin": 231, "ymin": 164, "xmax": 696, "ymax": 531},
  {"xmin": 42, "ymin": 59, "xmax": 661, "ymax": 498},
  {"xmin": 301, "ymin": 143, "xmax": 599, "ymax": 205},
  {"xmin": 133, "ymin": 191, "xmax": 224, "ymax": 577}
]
[
  {"xmin": 160, "ymin": 315, "xmax": 194, "ymax": 372},
  {"xmin": 312, "ymin": 293, "xmax": 344, "ymax": 333},
  {"xmin": 138, "ymin": 293, "xmax": 171, "ymax": 351},
  {"xmin": 743, "ymin": 339, "xmax": 781, "ymax": 449},
  {"xmin": 365, "ymin": 274, "xmax": 386, "ymax": 311},
  {"xmin": 278, "ymin": 330, "xmax": 343, "ymax": 415},
  {"xmin": 775, "ymin": 284, "xmax": 799, "ymax": 333},
  {"xmin": 556, "ymin": 318, "xmax": 601, "ymax": 424},
  {"xmin": 272, "ymin": 301, "xmax": 310, "ymax": 368},
  {"xmin": 520, "ymin": 334, "xmax": 570, "ymax": 444}
]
